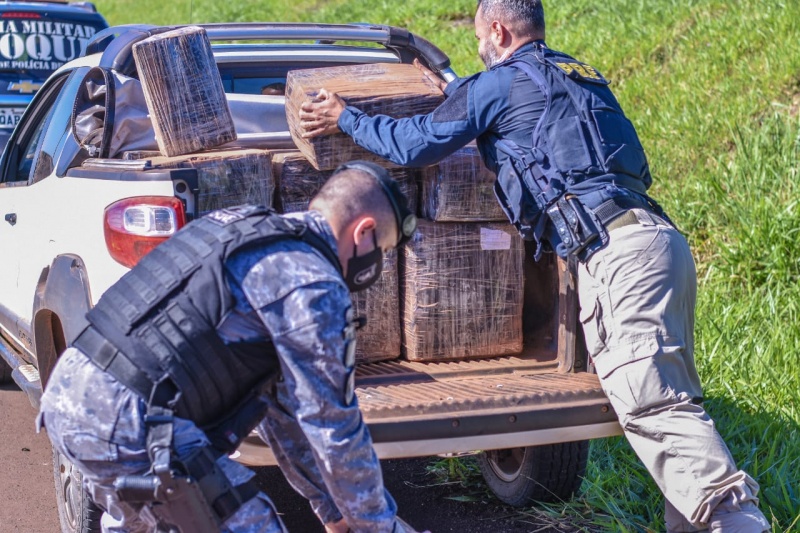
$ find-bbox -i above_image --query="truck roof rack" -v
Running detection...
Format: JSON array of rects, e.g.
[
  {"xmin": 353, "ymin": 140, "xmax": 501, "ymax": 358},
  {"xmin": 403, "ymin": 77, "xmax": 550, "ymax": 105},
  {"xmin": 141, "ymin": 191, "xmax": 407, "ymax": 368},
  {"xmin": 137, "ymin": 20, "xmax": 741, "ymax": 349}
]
[{"xmin": 85, "ymin": 22, "xmax": 453, "ymax": 79}]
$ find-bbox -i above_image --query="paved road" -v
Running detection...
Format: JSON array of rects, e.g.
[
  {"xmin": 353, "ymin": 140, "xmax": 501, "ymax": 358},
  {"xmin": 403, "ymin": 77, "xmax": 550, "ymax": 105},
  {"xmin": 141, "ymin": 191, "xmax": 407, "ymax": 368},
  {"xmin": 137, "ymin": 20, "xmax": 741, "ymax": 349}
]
[
  {"xmin": 0, "ymin": 382, "xmax": 578, "ymax": 533},
  {"xmin": 0, "ymin": 383, "xmax": 60, "ymax": 533}
]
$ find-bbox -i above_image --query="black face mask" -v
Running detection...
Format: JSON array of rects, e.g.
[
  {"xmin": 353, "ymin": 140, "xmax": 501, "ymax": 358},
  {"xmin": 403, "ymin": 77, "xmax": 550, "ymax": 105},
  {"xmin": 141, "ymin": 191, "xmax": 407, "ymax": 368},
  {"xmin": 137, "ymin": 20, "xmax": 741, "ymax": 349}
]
[{"xmin": 345, "ymin": 232, "xmax": 383, "ymax": 292}]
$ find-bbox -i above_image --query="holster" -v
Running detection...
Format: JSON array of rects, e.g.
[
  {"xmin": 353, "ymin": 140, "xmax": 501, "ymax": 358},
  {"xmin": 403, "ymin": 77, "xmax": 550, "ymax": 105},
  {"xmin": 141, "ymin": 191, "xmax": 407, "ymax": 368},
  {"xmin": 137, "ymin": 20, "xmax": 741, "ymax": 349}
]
[
  {"xmin": 113, "ymin": 401, "xmax": 260, "ymax": 533},
  {"xmin": 546, "ymin": 195, "xmax": 603, "ymax": 256},
  {"xmin": 114, "ymin": 466, "xmax": 220, "ymax": 533}
]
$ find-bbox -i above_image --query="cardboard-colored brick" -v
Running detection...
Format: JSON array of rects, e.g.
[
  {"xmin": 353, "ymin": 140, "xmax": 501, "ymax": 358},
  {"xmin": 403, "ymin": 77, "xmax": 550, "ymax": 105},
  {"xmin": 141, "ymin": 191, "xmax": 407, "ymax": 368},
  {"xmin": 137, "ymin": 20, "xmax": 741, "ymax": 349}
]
[
  {"xmin": 270, "ymin": 150, "xmax": 414, "ymax": 362},
  {"xmin": 271, "ymin": 151, "xmax": 418, "ymax": 215},
  {"xmin": 403, "ymin": 220, "xmax": 525, "ymax": 361},
  {"xmin": 352, "ymin": 249, "xmax": 402, "ymax": 363},
  {"xmin": 146, "ymin": 149, "xmax": 274, "ymax": 216},
  {"xmin": 285, "ymin": 63, "xmax": 444, "ymax": 170},
  {"xmin": 421, "ymin": 145, "xmax": 507, "ymax": 222},
  {"xmin": 133, "ymin": 26, "xmax": 237, "ymax": 157}
]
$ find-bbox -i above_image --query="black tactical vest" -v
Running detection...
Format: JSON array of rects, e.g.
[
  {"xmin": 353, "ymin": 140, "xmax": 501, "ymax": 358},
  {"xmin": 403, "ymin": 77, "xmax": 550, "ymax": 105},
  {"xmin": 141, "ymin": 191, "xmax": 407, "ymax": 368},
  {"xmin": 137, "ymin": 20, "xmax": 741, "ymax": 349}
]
[
  {"xmin": 492, "ymin": 44, "xmax": 654, "ymax": 259},
  {"xmin": 82, "ymin": 206, "xmax": 341, "ymax": 427}
]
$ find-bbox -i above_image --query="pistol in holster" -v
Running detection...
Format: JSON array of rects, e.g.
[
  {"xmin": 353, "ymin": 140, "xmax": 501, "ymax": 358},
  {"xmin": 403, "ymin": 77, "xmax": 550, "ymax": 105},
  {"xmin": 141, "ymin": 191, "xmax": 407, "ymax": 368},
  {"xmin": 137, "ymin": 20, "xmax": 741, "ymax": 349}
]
[
  {"xmin": 113, "ymin": 446, "xmax": 254, "ymax": 533},
  {"xmin": 546, "ymin": 195, "xmax": 602, "ymax": 256}
]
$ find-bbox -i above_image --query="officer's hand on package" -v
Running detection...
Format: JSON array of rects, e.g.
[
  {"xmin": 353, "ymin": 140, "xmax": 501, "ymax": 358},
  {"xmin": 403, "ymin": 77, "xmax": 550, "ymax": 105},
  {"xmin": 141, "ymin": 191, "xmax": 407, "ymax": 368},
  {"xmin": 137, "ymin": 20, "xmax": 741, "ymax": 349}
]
[
  {"xmin": 299, "ymin": 88, "xmax": 347, "ymax": 138},
  {"xmin": 412, "ymin": 58, "xmax": 448, "ymax": 93}
]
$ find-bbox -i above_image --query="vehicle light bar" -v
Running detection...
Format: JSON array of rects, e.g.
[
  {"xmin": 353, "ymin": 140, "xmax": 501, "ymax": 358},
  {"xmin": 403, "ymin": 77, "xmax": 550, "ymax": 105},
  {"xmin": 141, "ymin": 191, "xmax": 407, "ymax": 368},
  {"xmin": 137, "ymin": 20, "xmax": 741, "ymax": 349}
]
[{"xmin": 1, "ymin": 12, "xmax": 41, "ymax": 19}]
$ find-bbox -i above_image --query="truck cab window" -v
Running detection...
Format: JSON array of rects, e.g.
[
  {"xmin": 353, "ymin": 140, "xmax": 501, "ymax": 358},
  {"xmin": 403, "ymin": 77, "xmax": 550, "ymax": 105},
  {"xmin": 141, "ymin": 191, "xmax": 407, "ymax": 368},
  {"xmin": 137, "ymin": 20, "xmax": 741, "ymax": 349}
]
[{"xmin": 6, "ymin": 74, "xmax": 70, "ymax": 184}]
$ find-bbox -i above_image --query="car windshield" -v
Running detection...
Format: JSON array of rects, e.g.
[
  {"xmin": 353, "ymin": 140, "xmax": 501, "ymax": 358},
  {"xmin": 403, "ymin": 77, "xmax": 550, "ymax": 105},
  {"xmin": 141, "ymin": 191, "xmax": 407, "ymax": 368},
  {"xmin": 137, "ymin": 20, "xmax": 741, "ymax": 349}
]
[{"xmin": 0, "ymin": 14, "xmax": 106, "ymax": 82}]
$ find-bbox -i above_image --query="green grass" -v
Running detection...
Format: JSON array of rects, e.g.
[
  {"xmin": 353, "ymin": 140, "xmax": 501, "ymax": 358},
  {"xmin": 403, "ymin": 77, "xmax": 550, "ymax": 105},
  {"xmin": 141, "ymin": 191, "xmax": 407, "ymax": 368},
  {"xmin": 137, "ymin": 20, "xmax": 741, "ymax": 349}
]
[{"xmin": 93, "ymin": 0, "xmax": 800, "ymax": 529}]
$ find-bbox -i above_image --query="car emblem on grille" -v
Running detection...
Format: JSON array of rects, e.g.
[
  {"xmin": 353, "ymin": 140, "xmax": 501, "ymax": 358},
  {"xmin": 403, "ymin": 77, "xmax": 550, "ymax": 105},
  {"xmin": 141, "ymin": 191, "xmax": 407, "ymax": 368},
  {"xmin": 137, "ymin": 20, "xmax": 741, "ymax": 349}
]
[{"xmin": 7, "ymin": 81, "xmax": 42, "ymax": 94}]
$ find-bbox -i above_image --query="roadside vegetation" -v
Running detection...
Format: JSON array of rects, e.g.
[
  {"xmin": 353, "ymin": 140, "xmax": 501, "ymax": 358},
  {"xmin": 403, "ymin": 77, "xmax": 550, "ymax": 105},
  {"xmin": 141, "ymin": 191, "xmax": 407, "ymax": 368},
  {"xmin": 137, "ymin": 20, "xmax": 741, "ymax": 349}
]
[{"xmin": 95, "ymin": 0, "xmax": 800, "ymax": 530}]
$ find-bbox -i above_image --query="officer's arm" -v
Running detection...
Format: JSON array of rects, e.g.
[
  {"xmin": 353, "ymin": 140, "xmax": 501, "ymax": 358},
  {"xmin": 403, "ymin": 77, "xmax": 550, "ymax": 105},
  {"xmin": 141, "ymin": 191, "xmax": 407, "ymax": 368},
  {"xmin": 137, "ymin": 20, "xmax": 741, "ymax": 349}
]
[
  {"xmin": 255, "ymin": 280, "xmax": 397, "ymax": 532},
  {"xmin": 302, "ymin": 72, "xmax": 502, "ymax": 167}
]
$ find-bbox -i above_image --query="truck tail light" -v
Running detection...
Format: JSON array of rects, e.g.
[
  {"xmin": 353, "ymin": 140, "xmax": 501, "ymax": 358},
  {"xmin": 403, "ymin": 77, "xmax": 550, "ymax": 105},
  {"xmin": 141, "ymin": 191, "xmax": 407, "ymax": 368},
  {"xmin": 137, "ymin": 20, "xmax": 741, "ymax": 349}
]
[{"xmin": 104, "ymin": 197, "xmax": 187, "ymax": 268}]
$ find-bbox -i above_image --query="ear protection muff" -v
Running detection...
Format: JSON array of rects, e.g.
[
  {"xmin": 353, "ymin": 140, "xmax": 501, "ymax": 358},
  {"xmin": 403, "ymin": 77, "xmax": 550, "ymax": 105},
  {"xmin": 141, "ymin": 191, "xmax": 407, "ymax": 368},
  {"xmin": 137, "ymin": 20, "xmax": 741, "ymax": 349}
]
[{"xmin": 333, "ymin": 160, "xmax": 418, "ymax": 246}]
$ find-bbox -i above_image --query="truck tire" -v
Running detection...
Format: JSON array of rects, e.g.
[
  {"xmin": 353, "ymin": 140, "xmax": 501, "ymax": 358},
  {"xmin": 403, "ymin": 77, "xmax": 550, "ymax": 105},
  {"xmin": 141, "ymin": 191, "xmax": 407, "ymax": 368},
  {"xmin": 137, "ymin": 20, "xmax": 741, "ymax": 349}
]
[
  {"xmin": 477, "ymin": 440, "xmax": 590, "ymax": 507},
  {"xmin": 53, "ymin": 446, "xmax": 103, "ymax": 533},
  {"xmin": 0, "ymin": 359, "xmax": 12, "ymax": 384}
]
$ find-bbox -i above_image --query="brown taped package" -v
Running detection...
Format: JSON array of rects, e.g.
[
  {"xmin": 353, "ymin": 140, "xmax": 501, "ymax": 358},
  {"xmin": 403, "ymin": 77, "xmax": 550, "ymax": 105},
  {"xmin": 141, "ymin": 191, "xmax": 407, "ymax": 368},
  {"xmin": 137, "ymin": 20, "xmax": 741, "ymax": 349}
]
[
  {"xmin": 270, "ymin": 150, "xmax": 417, "ymax": 362},
  {"xmin": 133, "ymin": 26, "xmax": 237, "ymax": 157},
  {"xmin": 146, "ymin": 149, "xmax": 274, "ymax": 216},
  {"xmin": 421, "ymin": 145, "xmax": 507, "ymax": 222},
  {"xmin": 285, "ymin": 63, "xmax": 444, "ymax": 170},
  {"xmin": 271, "ymin": 151, "xmax": 418, "ymax": 215},
  {"xmin": 352, "ymin": 249, "xmax": 402, "ymax": 363},
  {"xmin": 403, "ymin": 220, "xmax": 524, "ymax": 361}
]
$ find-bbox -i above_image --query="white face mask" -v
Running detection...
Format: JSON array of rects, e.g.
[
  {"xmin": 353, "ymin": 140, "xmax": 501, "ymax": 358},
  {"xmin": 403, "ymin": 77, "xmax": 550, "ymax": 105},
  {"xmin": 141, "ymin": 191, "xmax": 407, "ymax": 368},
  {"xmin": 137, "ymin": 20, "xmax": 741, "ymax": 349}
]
[{"xmin": 479, "ymin": 40, "xmax": 512, "ymax": 70}]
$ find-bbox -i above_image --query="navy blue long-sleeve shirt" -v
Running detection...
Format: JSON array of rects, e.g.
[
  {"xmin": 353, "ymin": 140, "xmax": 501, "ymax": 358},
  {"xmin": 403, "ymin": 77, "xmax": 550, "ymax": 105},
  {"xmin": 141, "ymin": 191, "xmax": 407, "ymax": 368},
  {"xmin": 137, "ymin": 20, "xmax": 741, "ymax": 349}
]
[{"xmin": 337, "ymin": 42, "xmax": 547, "ymax": 174}]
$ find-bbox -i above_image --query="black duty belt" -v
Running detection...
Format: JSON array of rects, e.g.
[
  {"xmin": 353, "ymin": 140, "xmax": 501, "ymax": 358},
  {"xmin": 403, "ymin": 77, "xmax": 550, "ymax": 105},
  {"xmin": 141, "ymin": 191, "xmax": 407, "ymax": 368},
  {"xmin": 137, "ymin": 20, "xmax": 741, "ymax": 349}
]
[
  {"xmin": 592, "ymin": 195, "xmax": 649, "ymax": 225},
  {"xmin": 74, "ymin": 325, "xmax": 178, "ymax": 408}
]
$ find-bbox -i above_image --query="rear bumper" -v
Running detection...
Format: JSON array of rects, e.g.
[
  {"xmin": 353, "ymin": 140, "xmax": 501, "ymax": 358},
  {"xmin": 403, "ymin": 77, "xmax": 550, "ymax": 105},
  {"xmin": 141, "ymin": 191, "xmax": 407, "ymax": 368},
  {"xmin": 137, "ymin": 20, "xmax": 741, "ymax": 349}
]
[{"xmin": 233, "ymin": 359, "xmax": 622, "ymax": 466}]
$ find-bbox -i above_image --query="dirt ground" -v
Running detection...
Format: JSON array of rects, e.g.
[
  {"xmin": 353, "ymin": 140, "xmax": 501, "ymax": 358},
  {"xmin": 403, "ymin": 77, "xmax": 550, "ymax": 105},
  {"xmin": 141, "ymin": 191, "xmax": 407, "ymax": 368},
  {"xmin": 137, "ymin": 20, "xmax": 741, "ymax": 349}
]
[
  {"xmin": 0, "ymin": 383, "xmax": 60, "ymax": 533},
  {"xmin": 0, "ymin": 381, "xmax": 583, "ymax": 533},
  {"xmin": 257, "ymin": 457, "xmax": 584, "ymax": 533}
]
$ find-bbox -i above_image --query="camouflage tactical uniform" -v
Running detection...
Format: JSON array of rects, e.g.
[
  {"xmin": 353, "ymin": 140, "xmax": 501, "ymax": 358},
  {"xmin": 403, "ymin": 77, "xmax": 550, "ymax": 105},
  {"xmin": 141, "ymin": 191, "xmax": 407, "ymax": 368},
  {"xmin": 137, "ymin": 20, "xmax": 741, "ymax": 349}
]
[{"xmin": 39, "ymin": 210, "xmax": 399, "ymax": 532}]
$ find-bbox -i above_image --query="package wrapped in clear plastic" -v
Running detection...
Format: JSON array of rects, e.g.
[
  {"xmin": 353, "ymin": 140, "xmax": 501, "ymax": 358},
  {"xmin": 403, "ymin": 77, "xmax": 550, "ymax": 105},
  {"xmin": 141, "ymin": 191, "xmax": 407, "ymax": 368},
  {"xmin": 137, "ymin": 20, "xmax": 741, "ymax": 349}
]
[
  {"xmin": 272, "ymin": 151, "xmax": 418, "ymax": 215},
  {"xmin": 421, "ymin": 145, "xmax": 506, "ymax": 222},
  {"xmin": 403, "ymin": 220, "xmax": 524, "ymax": 361},
  {"xmin": 351, "ymin": 249, "xmax": 402, "ymax": 363},
  {"xmin": 271, "ymin": 150, "xmax": 414, "ymax": 361},
  {"xmin": 146, "ymin": 149, "xmax": 274, "ymax": 216},
  {"xmin": 133, "ymin": 26, "xmax": 236, "ymax": 157},
  {"xmin": 285, "ymin": 63, "xmax": 444, "ymax": 170}
]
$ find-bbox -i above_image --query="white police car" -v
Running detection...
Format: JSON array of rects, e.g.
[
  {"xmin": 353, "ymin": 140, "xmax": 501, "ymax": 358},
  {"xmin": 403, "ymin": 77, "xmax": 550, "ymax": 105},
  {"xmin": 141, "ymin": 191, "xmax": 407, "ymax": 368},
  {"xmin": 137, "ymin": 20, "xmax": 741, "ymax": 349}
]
[{"xmin": 0, "ymin": 1, "xmax": 107, "ymax": 147}]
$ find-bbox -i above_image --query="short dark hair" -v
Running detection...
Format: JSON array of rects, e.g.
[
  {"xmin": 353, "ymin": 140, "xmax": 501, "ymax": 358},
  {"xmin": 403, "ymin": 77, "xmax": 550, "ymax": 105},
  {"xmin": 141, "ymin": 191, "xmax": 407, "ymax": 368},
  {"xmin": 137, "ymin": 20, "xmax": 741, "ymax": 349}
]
[
  {"xmin": 310, "ymin": 167, "xmax": 399, "ymax": 245},
  {"xmin": 477, "ymin": 0, "xmax": 545, "ymax": 39}
]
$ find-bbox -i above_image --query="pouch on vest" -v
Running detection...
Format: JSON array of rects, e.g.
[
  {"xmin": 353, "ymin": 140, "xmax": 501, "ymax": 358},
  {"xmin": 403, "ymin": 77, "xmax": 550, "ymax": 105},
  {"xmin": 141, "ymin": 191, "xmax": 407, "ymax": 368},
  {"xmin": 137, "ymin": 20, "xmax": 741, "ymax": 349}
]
[{"xmin": 72, "ymin": 66, "xmax": 158, "ymax": 159}]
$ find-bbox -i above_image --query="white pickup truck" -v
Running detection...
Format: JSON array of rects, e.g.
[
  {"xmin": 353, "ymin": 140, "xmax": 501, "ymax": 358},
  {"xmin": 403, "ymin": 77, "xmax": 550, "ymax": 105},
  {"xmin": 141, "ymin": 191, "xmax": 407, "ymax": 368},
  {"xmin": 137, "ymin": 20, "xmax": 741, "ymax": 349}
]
[{"xmin": 0, "ymin": 23, "xmax": 621, "ymax": 533}]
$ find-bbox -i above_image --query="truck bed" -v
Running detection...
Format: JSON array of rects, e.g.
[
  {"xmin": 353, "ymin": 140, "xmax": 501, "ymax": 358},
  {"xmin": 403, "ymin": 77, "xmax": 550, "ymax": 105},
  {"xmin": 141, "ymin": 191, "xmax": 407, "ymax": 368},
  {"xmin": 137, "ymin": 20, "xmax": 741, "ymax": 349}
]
[{"xmin": 235, "ymin": 356, "xmax": 621, "ymax": 465}]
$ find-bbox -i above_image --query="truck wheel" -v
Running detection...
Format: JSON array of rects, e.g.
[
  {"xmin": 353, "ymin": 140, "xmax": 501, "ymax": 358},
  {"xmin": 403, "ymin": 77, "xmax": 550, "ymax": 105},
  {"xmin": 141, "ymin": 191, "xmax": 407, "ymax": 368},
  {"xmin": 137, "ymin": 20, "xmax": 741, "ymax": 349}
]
[
  {"xmin": 53, "ymin": 446, "xmax": 103, "ymax": 533},
  {"xmin": 477, "ymin": 440, "xmax": 590, "ymax": 507},
  {"xmin": 0, "ymin": 359, "xmax": 12, "ymax": 384}
]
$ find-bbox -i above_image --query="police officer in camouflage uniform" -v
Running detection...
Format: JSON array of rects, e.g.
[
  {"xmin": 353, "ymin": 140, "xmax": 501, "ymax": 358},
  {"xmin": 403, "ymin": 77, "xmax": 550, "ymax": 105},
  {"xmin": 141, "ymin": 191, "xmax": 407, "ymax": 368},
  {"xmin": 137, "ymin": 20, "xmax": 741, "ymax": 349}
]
[
  {"xmin": 38, "ymin": 163, "xmax": 420, "ymax": 533},
  {"xmin": 298, "ymin": 1, "xmax": 770, "ymax": 531}
]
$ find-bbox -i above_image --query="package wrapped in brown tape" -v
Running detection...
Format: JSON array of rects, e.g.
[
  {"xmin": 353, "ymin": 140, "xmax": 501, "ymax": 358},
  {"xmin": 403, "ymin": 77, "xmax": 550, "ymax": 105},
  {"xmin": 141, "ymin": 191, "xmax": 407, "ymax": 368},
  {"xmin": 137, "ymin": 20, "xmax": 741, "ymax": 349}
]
[
  {"xmin": 271, "ymin": 150, "xmax": 411, "ymax": 361},
  {"xmin": 133, "ymin": 26, "xmax": 237, "ymax": 157},
  {"xmin": 352, "ymin": 249, "xmax": 402, "ymax": 363},
  {"xmin": 421, "ymin": 145, "xmax": 506, "ymax": 222},
  {"xmin": 270, "ymin": 151, "xmax": 332, "ymax": 213},
  {"xmin": 146, "ymin": 149, "xmax": 274, "ymax": 216},
  {"xmin": 285, "ymin": 63, "xmax": 444, "ymax": 170},
  {"xmin": 271, "ymin": 151, "xmax": 418, "ymax": 215},
  {"xmin": 403, "ymin": 220, "xmax": 524, "ymax": 361}
]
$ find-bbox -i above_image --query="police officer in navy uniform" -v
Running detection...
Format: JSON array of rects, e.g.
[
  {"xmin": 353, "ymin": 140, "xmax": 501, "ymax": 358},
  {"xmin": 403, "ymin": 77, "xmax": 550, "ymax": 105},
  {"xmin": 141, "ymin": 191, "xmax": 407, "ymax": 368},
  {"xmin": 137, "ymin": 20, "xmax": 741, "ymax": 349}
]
[
  {"xmin": 299, "ymin": 1, "xmax": 770, "ymax": 531},
  {"xmin": 38, "ymin": 163, "xmax": 421, "ymax": 532}
]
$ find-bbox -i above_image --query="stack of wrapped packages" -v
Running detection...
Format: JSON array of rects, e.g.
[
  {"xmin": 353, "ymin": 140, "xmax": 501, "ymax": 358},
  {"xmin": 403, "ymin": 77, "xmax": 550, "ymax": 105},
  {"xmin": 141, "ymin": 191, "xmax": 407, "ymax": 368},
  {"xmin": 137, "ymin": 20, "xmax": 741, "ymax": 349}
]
[
  {"xmin": 130, "ymin": 26, "xmax": 274, "ymax": 215},
  {"xmin": 271, "ymin": 150, "xmax": 418, "ymax": 364},
  {"xmin": 284, "ymin": 63, "xmax": 526, "ymax": 363},
  {"xmin": 405, "ymin": 146, "xmax": 524, "ymax": 360},
  {"xmin": 282, "ymin": 62, "xmax": 445, "ymax": 363}
]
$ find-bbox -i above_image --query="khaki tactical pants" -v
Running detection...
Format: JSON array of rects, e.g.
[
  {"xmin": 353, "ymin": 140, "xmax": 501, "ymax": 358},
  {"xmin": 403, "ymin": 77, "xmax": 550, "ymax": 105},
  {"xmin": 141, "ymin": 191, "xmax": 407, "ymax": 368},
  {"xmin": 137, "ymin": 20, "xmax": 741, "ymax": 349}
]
[{"xmin": 578, "ymin": 209, "xmax": 769, "ymax": 532}]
